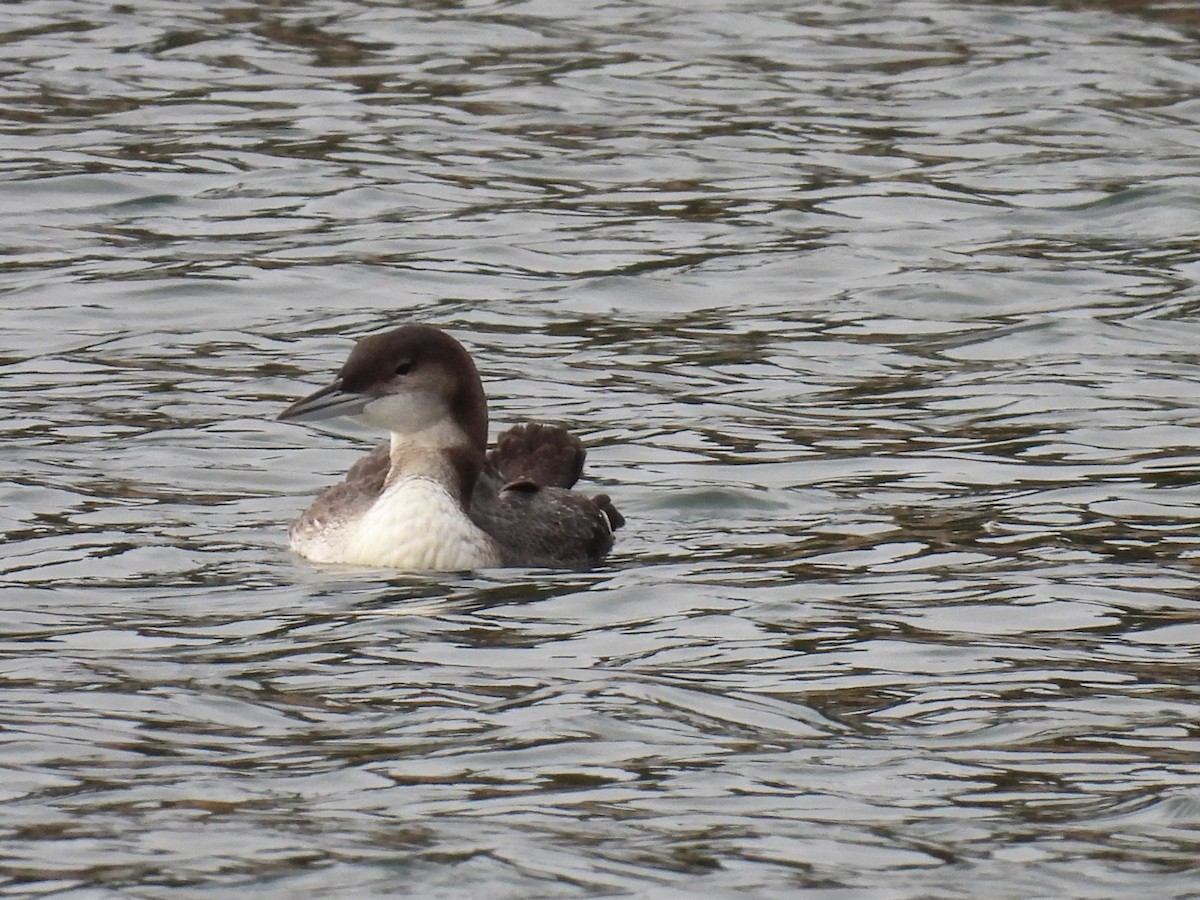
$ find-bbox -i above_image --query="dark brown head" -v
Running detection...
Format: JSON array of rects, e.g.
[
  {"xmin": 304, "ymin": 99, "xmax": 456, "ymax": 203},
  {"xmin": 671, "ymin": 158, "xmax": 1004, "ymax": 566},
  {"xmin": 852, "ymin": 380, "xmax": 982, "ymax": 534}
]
[{"xmin": 279, "ymin": 325, "xmax": 488, "ymax": 453}]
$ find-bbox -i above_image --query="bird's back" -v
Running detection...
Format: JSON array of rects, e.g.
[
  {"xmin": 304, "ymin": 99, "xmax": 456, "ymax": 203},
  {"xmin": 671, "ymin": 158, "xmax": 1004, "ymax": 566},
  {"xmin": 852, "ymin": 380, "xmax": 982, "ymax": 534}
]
[{"xmin": 472, "ymin": 423, "xmax": 623, "ymax": 569}]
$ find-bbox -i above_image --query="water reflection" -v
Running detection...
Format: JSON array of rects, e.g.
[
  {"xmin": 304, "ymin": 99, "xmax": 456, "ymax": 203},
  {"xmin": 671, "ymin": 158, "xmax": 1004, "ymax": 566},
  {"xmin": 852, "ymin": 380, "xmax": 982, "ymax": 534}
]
[{"xmin": 2, "ymin": 0, "xmax": 1200, "ymax": 895}]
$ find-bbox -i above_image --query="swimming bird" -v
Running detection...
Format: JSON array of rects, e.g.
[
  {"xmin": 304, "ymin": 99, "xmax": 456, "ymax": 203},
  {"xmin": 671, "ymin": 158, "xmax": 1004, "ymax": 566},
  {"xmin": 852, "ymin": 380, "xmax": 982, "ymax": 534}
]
[{"xmin": 278, "ymin": 324, "xmax": 623, "ymax": 571}]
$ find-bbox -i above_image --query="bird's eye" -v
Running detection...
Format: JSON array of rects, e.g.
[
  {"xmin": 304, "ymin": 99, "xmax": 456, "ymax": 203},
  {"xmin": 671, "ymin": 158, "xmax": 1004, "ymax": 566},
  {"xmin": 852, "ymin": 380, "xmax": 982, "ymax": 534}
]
[{"xmin": 395, "ymin": 362, "xmax": 412, "ymax": 376}]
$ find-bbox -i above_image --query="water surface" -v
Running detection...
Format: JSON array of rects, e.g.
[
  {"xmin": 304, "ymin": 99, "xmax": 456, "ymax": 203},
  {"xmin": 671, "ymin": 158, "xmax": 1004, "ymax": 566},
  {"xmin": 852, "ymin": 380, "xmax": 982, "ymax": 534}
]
[{"xmin": 3, "ymin": 0, "xmax": 1200, "ymax": 896}]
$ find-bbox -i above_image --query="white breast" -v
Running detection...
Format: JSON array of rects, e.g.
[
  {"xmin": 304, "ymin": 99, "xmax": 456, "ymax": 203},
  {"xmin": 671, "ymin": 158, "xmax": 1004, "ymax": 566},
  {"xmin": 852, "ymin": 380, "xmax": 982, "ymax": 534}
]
[{"xmin": 290, "ymin": 477, "xmax": 501, "ymax": 571}]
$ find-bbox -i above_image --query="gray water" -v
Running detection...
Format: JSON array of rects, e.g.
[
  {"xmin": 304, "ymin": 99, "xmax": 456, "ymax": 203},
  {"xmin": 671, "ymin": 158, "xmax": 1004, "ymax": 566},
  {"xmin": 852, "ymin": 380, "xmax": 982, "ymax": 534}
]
[{"xmin": 3, "ymin": 0, "xmax": 1200, "ymax": 896}]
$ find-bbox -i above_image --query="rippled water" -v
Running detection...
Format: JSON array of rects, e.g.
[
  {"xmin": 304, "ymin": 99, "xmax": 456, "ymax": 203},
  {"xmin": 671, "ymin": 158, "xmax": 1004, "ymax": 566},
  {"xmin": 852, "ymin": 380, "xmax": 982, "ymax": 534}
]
[{"xmin": 4, "ymin": 0, "xmax": 1200, "ymax": 895}]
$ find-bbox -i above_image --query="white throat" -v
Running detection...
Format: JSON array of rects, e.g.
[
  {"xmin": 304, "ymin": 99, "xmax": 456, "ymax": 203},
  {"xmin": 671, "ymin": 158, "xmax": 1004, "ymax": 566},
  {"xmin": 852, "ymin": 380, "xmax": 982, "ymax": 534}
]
[{"xmin": 358, "ymin": 390, "xmax": 469, "ymax": 444}]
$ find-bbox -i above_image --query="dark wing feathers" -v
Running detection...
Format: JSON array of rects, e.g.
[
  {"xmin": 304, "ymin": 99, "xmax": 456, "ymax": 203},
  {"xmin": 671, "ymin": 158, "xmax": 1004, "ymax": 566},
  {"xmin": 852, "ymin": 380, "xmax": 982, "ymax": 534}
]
[
  {"xmin": 471, "ymin": 423, "xmax": 622, "ymax": 569},
  {"xmin": 471, "ymin": 473, "xmax": 617, "ymax": 569},
  {"xmin": 342, "ymin": 441, "xmax": 391, "ymax": 488},
  {"xmin": 589, "ymin": 493, "xmax": 625, "ymax": 532},
  {"xmin": 486, "ymin": 422, "xmax": 585, "ymax": 488}
]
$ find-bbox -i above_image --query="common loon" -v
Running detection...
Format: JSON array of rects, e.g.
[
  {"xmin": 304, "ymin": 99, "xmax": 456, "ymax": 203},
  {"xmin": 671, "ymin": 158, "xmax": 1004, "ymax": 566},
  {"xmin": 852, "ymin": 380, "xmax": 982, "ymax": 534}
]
[{"xmin": 278, "ymin": 324, "xmax": 623, "ymax": 571}]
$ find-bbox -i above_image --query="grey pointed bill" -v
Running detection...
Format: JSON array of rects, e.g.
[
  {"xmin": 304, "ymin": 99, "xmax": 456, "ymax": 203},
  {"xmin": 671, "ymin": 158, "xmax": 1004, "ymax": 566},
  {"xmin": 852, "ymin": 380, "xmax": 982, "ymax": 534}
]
[{"xmin": 278, "ymin": 379, "xmax": 371, "ymax": 423}]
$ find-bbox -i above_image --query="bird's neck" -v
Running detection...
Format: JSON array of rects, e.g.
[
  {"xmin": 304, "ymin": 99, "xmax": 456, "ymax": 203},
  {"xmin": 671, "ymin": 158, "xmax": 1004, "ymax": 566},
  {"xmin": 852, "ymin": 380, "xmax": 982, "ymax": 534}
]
[{"xmin": 387, "ymin": 431, "xmax": 483, "ymax": 509}]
